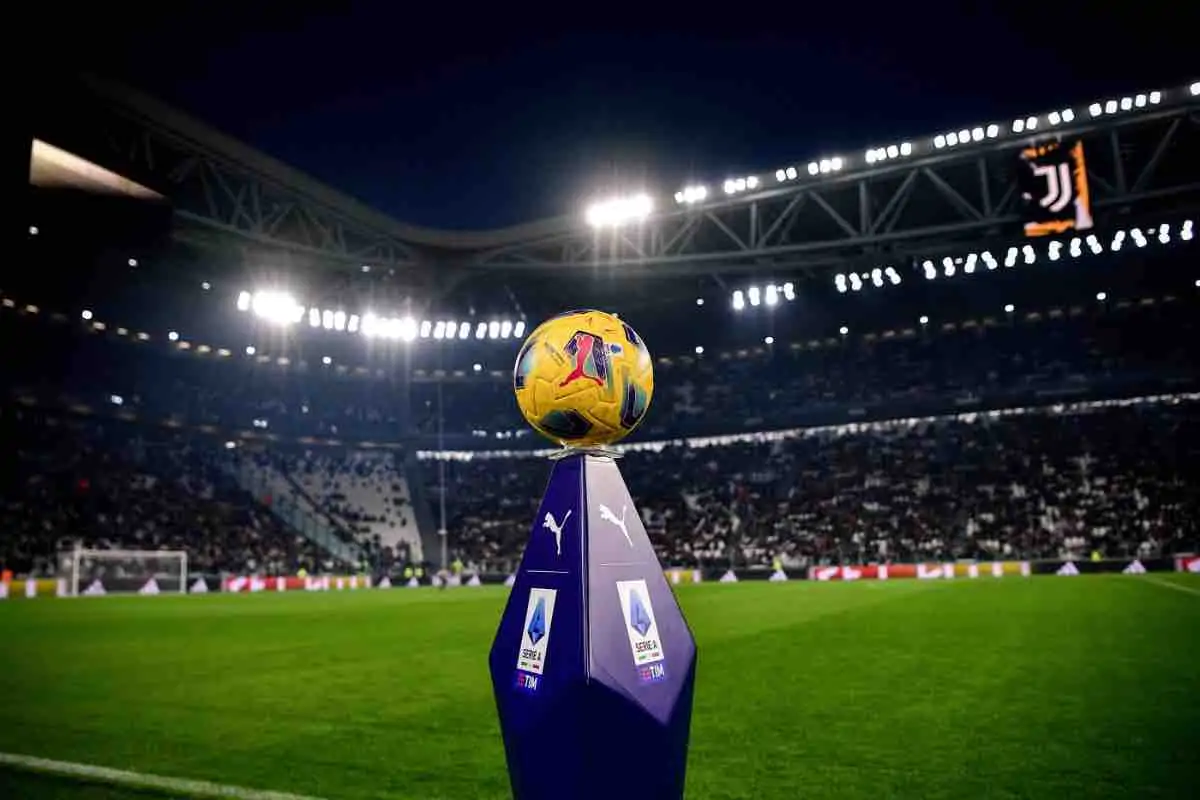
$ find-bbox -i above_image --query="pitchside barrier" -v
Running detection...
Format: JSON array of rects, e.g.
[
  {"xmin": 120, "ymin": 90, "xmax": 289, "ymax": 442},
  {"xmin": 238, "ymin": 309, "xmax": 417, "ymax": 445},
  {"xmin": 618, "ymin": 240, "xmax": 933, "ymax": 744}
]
[
  {"xmin": 804, "ymin": 557, "xmax": 1183, "ymax": 581},
  {"xmin": 2, "ymin": 556, "xmax": 1195, "ymax": 600}
]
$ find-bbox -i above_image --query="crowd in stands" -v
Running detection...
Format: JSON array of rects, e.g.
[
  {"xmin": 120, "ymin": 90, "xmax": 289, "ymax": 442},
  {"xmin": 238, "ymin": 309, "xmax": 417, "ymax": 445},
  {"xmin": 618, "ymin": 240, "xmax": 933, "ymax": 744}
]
[
  {"xmin": 0, "ymin": 408, "xmax": 332, "ymax": 577},
  {"xmin": 230, "ymin": 448, "xmax": 418, "ymax": 570},
  {"xmin": 437, "ymin": 400, "xmax": 1200, "ymax": 571},
  {"xmin": 5, "ymin": 293, "xmax": 1198, "ymax": 447},
  {"xmin": 2, "ymin": 288, "xmax": 1199, "ymax": 580}
]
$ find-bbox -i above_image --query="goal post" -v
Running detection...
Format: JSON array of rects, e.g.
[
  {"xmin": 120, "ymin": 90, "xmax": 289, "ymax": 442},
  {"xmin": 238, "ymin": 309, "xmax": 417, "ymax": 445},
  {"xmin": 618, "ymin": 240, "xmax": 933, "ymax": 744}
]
[{"xmin": 59, "ymin": 547, "xmax": 188, "ymax": 597}]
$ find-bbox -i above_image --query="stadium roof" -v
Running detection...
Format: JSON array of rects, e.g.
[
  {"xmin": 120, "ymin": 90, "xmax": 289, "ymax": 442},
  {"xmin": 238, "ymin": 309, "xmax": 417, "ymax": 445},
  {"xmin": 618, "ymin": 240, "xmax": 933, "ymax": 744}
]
[{"xmin": 75, "ymin": 75, "xmax": 574, "ymax": 252}]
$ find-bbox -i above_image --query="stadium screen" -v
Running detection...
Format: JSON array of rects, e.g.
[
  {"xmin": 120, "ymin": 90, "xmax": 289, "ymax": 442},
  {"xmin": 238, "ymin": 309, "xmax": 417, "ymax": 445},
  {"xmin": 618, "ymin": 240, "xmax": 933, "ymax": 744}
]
[{"xmin": 1019, "ymin": 139, "xmax": 1094, "ymax": 237}]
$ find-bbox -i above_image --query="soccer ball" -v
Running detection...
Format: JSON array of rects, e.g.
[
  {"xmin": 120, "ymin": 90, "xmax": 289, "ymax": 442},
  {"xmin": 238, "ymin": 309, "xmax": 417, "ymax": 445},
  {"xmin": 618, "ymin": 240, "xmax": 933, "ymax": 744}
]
[{"xmin": 513, "ymin": 309, "xmax": 654, "ymax": 447}]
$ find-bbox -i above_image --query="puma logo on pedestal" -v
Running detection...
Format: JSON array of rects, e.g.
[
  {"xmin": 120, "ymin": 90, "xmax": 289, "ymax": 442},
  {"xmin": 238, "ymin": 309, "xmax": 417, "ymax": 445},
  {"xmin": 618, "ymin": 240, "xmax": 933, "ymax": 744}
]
[
  {"xmin": 542, "ymin": 510, "xmax": 572, "ymax": 556},
  {"xmin": 598, "ymin": 503, "xmax": 634, "ymax": 548}
]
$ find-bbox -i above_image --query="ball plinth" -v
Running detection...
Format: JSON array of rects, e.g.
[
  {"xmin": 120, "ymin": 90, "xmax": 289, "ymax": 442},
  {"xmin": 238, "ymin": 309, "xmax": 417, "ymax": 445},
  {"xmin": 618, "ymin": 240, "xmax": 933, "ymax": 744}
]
[{"xmin": 512, "ymin": 309, "xmax": 654, "ymax": 448}]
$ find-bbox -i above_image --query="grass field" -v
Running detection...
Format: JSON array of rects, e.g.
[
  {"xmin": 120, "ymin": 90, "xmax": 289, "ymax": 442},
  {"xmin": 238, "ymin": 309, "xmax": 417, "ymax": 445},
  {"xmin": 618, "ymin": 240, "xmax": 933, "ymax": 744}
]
[{"xmin": 0, "ymin": 575, "xmax": 1198, "ymax": 799}]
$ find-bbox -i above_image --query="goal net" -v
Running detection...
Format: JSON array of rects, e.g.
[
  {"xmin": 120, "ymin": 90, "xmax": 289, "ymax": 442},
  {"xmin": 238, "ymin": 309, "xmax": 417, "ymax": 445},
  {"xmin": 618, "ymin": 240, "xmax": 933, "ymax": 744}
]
[{"xmin": 59, "ymin": 548, "xmax": 187, "ymax": 596}]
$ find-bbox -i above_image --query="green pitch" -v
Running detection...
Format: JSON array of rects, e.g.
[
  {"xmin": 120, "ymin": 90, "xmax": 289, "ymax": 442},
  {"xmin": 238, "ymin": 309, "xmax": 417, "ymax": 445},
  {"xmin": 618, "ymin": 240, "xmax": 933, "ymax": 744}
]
[{"xmin": 1, "ymin": 575, "xmax": 1198, "ymax": 799}]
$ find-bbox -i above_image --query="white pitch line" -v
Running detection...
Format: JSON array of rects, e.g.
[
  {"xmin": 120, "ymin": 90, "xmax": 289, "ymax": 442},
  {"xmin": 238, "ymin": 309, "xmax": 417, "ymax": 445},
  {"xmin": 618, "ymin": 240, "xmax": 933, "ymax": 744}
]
[
  {"xmin": 0, "ymin": 752, "xmax": 330, "ymax": 800},
  {"xmin": 1138, "ymin": 576, "xmax": 1200, "ymax": 597}
]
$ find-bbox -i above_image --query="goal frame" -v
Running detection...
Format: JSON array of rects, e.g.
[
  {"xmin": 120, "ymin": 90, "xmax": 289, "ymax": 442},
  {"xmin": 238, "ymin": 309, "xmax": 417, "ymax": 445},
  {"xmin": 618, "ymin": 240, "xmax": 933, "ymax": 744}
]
[{"xmin": 64, "ymin": 546, "xmax": 188, "ymax": 597}]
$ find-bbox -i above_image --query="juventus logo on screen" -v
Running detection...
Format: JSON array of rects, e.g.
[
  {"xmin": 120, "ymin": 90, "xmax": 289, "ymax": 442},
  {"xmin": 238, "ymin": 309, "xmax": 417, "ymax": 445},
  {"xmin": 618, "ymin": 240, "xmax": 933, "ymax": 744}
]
[{"xmin": 1018, "ymin": 140, "xmax": 1093, "ymax": 237}]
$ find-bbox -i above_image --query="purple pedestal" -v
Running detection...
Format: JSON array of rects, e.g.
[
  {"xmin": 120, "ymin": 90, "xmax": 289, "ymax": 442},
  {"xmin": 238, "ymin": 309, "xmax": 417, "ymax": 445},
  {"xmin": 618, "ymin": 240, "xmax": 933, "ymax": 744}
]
[{"xmin": 488, "ymin": 453, "xmax": 697, "ymax": 800}]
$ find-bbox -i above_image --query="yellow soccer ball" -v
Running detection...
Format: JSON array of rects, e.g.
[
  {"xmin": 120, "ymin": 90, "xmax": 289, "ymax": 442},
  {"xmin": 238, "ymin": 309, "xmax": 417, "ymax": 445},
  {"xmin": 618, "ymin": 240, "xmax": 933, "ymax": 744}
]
[{"xmin": 513, "ymin": 309, "xmax": 654, "ymax": 447}]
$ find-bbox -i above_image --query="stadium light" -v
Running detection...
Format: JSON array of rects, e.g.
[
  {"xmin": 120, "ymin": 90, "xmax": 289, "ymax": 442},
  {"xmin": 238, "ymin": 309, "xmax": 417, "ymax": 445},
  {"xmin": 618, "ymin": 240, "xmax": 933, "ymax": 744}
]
[
  {"xmin": 723, "ymin": 176, "xmax": 759, "ymax": 196},
  {"xmin": 674, "ymin": 185, "xmax": 708, "ymax": 205},
  {"xmin": 694, "ymin": 345, "xmax": 704, "ymax": 355},
  {"xmin": 585, "ymin": 194, "xmax": 653, "ymax": 228},
  {"xmin": 919, "ymin": 315, "xmax": 929, "ymax": 325},
  {"xmin": 81, "ymin": 309, "xmax": 93, "ymax": 320},
  {"xmin": 473, "ymin": 363, "xmax": 483, "ymax": 372},
  {"xmin": 513, "ymin": 320, "xmax": 526, "ymax": 338},
  {"xmin": 764, "ymin": 336, "xmax": 774, "ymax": 345},
  {"xmin": 28, "ymin": 225, "xmax": 38, "ymax": 235},
  {"xmin": 835, "ymin": 221, "xmax": 1192, "ymax": 295},
  {"xmin": 247, "ymin": 290, "xmax": 304, "ymax": 326},
  {"xmin": 322, "ymin": 356, "xmax": 332, "ymax": 365},
  {"xmin": 671, "ymin": 82, "xmax": 1193, "ymax": 212}
]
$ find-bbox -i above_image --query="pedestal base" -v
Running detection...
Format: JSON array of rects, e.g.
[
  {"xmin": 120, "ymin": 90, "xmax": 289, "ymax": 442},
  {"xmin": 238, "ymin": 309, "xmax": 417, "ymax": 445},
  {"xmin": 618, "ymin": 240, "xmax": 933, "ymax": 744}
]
[{"xmin": 488, "ymin": 453, "xmax": 697, "ymax": 800}]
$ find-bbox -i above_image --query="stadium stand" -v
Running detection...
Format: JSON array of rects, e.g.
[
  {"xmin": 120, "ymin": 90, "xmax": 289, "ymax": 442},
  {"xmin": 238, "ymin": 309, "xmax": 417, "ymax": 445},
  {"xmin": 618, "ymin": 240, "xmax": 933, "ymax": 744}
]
[
  {"xmin": 431, "ymin": 398, "xmax": 1200, "ymax": 572},
  {"xmin": 0, "ymin": 407, "xmax": 331, "ymax": 577},
  {"xmin": 3, "ymin": 279, "xmax": 1198, "ymax": 579}
]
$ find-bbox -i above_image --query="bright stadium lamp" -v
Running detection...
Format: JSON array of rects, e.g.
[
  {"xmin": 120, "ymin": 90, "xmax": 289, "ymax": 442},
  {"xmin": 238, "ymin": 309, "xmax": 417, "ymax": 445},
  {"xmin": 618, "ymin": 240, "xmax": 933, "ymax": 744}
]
[
  {"xmin": 585, "ymin": 193, "xmax": 653, "ymax": 228},
  {"xmin": 251, "ymin": 290, "xmax": 303, "ymax": 326}
]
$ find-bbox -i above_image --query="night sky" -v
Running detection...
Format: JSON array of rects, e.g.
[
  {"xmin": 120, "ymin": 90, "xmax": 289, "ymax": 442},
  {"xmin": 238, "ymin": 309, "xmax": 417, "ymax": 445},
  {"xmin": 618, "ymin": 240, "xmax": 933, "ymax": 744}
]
[{"xmin": 64, "ymin": 1, "xmax": 1191, "ymax": 231}]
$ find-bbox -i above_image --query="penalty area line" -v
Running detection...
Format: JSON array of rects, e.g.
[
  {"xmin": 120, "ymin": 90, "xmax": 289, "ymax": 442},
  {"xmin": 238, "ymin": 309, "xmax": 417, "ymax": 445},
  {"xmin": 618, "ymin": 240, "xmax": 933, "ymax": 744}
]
[
  {"xmin": 0, "ymin": 751, "xmax": 331, "ymax": 800},
  {"xmin": 1137, "ymin": 576, "xmax": 1200, "ymax": 597}
]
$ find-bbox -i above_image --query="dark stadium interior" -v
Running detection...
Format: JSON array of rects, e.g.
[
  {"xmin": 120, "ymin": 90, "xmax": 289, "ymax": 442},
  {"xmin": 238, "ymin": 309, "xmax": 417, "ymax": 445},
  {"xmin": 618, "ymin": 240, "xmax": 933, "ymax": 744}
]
[{"xmin": 4, "ymin": 18, "xmax": 1200, "ymax": 800}]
